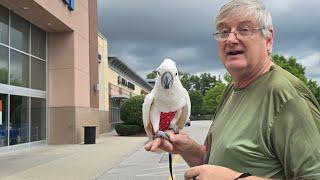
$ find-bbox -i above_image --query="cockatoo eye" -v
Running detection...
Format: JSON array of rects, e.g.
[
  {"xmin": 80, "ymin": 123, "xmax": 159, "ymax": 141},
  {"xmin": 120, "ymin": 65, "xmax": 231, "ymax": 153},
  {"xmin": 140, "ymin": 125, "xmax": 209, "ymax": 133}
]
[{"xmin": 175, "ymin": 72, "xmax": 178, "ymax": 76}]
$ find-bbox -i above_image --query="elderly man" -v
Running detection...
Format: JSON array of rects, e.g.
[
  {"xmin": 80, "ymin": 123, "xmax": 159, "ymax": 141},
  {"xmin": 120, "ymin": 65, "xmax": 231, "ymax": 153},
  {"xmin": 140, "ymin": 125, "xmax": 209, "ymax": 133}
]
[{"xmin": 145, "ymin": 0, "xmax": 320, "ymax": 179}]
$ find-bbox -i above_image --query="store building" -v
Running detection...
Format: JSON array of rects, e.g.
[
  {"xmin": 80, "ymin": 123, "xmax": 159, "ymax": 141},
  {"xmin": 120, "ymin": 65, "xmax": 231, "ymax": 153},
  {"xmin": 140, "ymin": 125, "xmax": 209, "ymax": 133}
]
[
  {"xmin": 0, "ymin": 0, "xmax": 102, "ymax": 149},
  {"xmin": 107, "ymin": 56, "xmax": 152, "ymax": 128}
]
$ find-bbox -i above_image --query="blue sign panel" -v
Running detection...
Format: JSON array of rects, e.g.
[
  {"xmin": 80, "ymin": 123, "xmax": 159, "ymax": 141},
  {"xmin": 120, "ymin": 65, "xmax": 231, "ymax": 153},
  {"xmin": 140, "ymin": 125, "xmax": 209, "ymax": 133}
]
[{"xmin": 63, "ymin": 0, "xmax": 75, "ymax": 11}]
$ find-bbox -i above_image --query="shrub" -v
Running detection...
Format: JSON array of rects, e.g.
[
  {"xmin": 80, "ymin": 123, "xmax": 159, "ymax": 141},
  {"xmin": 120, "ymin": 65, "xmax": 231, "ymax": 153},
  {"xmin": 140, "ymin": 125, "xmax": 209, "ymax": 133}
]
[
  {"xmin": 115, "ymin": 123, "xmax": 141, "ymax": 136},
  {"xmin": 120, "ymin": 95, "xmax": 145, "ymax": 127},
  {"xmin": 190, "ymin": 114, "xmax": 213, "ymax": 120}
]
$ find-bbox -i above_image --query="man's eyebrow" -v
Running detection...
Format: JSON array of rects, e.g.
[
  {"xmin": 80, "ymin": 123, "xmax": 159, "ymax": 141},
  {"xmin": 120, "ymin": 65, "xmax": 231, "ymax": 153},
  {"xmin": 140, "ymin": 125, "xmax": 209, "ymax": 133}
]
[
  {"xmin": 216, "ymin": 20, "xmax": 254, "ymax": 29},
  {"xmin": 216, "ymin": 23, "xmax": 227, "ymax": 29},
  {"xmin": 238, "ymin": 20, "xmax": 254, "ymax": 25}
]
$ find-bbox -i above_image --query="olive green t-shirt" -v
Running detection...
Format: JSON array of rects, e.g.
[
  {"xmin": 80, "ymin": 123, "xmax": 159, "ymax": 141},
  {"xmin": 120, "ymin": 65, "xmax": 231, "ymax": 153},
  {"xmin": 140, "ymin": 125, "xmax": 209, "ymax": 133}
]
[{"xmin": 207, "ymin": 65, "xmax": 320, "ymax": 179}]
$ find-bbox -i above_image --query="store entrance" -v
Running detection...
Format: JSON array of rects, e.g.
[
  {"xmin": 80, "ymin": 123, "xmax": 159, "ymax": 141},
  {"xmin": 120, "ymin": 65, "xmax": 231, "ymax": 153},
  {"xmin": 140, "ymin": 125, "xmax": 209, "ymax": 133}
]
[
  {"xmin": 0, "ymin": 94, "xmax": 8, "ymax": 147},
  {"xmin": 0, "ymin": 93, "xmax": 46, "ymax": 148}
]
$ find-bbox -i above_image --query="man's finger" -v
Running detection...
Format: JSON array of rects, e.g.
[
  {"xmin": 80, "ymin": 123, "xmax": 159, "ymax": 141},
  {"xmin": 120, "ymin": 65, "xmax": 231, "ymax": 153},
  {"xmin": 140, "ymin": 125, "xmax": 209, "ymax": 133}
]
[
  {"xmin": 167, "ymin": 131, "xmax": 182, "ymax": 143},
  {"xmin": 161, "ymin": 139, "xmax": 173, "ymax": 152},
  {"xmin": 144, "ymin": 140, "xmax": 154, "ymax": 151},
  {"xmin": 184, "ymin": 166, "xmax": 200, "ymax": 180},
  {"xmin": 150, "ymin": 138, "xmax": 161, "ymax": 152}
]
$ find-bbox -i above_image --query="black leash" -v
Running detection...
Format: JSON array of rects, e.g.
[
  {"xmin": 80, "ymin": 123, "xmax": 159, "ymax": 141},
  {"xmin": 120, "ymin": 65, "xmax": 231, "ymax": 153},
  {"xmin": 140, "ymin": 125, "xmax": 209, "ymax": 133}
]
[{"xmin": 169, "ymin": 153, "xmax": 174, "ymax": 180}]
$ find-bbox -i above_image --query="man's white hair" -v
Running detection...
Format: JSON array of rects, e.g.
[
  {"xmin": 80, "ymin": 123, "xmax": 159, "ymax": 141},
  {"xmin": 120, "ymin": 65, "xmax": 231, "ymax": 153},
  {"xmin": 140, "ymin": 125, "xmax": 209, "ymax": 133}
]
[{"xmin": 215, "ymin": 0, "xmax": 273, "ymax": 38}]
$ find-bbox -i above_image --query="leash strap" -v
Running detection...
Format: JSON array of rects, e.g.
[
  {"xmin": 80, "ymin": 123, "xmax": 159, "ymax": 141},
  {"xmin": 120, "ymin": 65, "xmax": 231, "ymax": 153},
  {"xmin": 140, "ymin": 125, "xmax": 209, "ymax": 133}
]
[{"xmin": 169, "ymin": 153, "xmax": 174, "ymax": 180}]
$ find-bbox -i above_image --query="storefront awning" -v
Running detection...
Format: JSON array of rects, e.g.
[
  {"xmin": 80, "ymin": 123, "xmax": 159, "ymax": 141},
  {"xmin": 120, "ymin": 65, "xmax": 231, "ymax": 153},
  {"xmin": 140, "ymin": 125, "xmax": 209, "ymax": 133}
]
[{"xmin": 110, "ymin": 95, "xmax": 129, "ymax": 100}]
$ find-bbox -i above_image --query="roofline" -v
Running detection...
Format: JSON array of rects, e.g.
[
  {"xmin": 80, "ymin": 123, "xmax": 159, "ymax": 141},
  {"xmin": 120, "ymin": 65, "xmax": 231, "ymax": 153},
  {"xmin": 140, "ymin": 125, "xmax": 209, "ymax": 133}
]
[
  {"xmin": 98, "ymin": 32, "xmax": 107, "ymax": 41},
  {"xmin": 108, "ymin": 56, "xmax": 153, "ymax": 92}
]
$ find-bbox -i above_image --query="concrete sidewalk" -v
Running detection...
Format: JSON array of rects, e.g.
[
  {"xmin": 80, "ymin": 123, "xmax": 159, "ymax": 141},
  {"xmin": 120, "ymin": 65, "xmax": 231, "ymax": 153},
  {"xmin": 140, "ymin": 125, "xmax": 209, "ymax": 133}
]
[{"xmin": 0, "ymin": 131, "xmax": 148, "ymax": 180}]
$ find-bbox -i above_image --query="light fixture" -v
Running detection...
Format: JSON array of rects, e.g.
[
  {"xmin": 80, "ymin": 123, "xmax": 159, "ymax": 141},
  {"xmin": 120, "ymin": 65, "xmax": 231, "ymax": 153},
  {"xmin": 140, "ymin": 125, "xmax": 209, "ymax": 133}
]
[
  {"xmin": 47, "ymin": 23, "xmax": 52, "ymax": 26},
  {"xmin": 23, "ymin": 7, "xmax": 30, "ymax": 10}
]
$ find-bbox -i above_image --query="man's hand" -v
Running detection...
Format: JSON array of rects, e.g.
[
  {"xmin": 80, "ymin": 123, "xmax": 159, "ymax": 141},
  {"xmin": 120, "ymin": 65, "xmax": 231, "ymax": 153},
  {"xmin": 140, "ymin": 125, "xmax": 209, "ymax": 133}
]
[
  {"xmin": 184, "ymin": 165, "xmax": 241, "ymax": 180},
  {"xmin": 144, "ymin": 130, "xmax": 206, "ymax": 167},
  {"xmin": 144, "ymin": 130, "xmax": 192, "ymax": 154}
]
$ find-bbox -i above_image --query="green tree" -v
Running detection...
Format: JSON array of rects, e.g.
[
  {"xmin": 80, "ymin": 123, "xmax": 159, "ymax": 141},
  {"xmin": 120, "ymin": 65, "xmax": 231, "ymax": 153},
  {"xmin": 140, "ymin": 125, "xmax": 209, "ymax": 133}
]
[
  {"xmin": 223, "ymin": 72, "xmax": 232, "ymax": 83},
  {"xmin": 199, "ymin": 73, "xmax": 217, "ymax": 95},
  {"xmin": 272, "ymin": 54, "xmax": 307, "ymax": 83},
  {"xmin": 189, "ymin": 91, "xmax": 204, "ymax": 115},
  {"xmin": 146, "ymin": 71, "xmax": 156, "ymax": 79},
  {"xmin": 180, "ymin": 72, "xmax": 192, "ymax": 91},
  {"xmin": 203, "ymin": 82, "xmax": 226, "ymax": 114},
  {"xmin": 272, "ymin": 53, "xmax": 320, "ymax": 105},
  {"xmin": 307, "ymin": 80, "xmax": 320, "ymax": 104},
  {"xmin": 189, "ymin": 75, "xmax": 201, "ymax": 91}
]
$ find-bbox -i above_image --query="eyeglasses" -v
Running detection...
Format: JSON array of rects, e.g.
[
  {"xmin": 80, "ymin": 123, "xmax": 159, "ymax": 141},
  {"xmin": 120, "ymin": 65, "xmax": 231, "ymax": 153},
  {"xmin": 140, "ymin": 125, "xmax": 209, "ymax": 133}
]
[{"xmin": 213, "ymin": 27, "xmax": 265, "ymax": 41}]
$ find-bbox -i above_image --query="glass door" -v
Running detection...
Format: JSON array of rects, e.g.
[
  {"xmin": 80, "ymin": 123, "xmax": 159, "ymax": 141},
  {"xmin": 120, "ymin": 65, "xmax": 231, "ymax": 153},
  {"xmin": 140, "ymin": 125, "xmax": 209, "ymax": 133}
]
[
  {"xmin": 9, "ymin": 95, "xmax": 29, "ymax": 145},
  {"xmin": 0, "ymin": 94, "xmax": 8, "ymax": 147}
]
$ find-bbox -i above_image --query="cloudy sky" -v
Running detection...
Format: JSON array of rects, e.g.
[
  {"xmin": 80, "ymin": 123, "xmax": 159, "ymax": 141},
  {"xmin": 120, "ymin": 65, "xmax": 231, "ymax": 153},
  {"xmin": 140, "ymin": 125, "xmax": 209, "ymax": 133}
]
[{"xmin": 98, "ymin": 0, "xmax": 320, "ymax": 83}]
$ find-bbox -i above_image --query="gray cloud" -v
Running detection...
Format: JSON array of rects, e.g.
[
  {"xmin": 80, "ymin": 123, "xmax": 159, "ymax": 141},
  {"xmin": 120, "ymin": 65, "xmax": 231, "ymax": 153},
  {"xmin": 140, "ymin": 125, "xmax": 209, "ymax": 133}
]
[{"xmin": 98, "ymin": 0, "xmax": 320, "ymax": 83}]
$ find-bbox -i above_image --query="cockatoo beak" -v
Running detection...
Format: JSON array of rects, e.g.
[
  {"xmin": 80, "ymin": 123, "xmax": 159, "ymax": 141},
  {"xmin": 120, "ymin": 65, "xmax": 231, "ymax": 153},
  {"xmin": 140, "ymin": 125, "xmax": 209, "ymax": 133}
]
[{"xmin": 161, "ymin": 71, "xmax": 173, "ymax": 89}]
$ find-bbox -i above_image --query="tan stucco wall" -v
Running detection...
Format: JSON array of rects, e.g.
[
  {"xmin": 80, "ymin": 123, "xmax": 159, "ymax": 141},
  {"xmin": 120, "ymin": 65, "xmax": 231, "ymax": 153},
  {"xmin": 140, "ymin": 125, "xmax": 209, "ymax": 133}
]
[
  {"xmin": 97, "ymin": 33, "xmax": 111, "ymax": 134},
  {"xmin": 42, "ymin": 0, "xmax": 90, "ymax": 108},
  {"xmin": 45, "ymin": 0, "xmax": 92, "ymax": 144},
  {"xmin": 98, "ymin": 34, "xmax": 108, "ymax": 111}
]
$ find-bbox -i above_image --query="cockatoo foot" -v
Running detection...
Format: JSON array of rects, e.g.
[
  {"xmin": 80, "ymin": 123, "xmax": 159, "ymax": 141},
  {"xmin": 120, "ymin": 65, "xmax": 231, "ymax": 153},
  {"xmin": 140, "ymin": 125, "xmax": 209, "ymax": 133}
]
[
  {"xmin": 153, "ymin": 130, "xmax": 170, "ymax": 140},
  {"xmin": 169, "ymin": 125, "xmax": 179, "ymax": 134}
]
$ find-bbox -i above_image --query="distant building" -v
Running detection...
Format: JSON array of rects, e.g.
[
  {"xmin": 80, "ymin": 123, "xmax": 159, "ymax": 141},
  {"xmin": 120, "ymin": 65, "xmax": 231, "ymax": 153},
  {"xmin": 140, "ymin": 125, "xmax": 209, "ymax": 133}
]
[{"xmin": 107, "ymin": 56, "xmax": 152, "ymax": 128}]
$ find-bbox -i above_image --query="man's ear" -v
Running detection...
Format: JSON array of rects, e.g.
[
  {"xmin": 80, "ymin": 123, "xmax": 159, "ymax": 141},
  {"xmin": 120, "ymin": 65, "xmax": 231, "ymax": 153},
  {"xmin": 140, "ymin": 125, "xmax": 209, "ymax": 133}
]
[{"xmin": 266, "ymin": 28, "xmax": 274, "ymax": 54}]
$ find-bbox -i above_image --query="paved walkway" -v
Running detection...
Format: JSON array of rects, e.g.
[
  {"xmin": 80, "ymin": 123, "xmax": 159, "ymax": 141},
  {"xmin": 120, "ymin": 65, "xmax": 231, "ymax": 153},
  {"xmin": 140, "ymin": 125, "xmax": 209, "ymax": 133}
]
[
  {"xmin": 0, "ymin": 131, "xmax": 148, "ymax": 180},
  {"xmin": 97, "ymin": 121, "xmax": 212, "ymax": 180}
]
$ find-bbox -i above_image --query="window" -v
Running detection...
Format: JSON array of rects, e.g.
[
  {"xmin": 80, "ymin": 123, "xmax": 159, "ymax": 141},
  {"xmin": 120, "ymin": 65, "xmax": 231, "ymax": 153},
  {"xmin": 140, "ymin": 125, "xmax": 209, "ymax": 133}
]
[
  {"xmin": 31, "ymin": 24, "xmax": 46, "ymax": 59},
  {"xmin": 31, "ymin": 98, "xmax": 46, "ymax": 142},
  {"xmin": 10, "ymin": 13, "xmax": 29, "ymax": 53},
  {"xmin": 117, "ymin": 76, "xmax": 121, "ymax": 84},
  {"xmin": 0, "ymin": 46, "xmax": 8, "ymax": 84},
  {"xmin": 121, "ymin": 78, "xmax": 127, "ymax": 86},
  {"xmin": 128, "ymin": 82, "xmax": 135, "ymax": 90},
  {"xmin": 10, "ymin": 49, "xmax": 29, "ymax": 87},
  {"xmin": 0, "ymin": 5, "xmax": 9, "ymax": 45},
  {"xmin": 31, "ymin": 58, "xmax": 46, "ymax": 90}
]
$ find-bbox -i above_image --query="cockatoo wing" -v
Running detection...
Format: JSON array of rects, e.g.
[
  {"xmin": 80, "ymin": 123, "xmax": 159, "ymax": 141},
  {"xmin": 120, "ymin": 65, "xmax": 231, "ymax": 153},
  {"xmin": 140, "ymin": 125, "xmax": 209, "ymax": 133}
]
[
  {"xmin": 143, "ymin": 92, "xmax": 155, "ymax": 139},
  {"xmin": 176, "ymin": 88, "xmax": 191, "ymax": 129}
]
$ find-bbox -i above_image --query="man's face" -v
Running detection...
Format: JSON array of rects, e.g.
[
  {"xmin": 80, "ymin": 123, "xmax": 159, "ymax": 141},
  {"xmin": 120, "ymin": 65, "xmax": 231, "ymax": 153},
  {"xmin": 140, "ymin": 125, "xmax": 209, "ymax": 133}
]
[{"xmin": 216, "ymin": 12, "xmax": 273, "ymax": 75}]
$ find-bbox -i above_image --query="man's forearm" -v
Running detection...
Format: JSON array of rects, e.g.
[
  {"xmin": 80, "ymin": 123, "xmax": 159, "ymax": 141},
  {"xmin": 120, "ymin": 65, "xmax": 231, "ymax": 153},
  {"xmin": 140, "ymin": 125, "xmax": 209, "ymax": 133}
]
[{"xmin": 180, "ymin": 141, "xmax": 206, "ymax": 167}]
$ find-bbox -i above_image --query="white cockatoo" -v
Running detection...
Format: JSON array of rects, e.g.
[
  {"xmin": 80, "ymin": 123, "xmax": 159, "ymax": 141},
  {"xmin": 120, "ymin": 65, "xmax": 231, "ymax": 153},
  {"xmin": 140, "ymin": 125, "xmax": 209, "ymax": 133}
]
[{"xmin": 143, "ymin": 58, "xmax": 191, "ymax": 140}]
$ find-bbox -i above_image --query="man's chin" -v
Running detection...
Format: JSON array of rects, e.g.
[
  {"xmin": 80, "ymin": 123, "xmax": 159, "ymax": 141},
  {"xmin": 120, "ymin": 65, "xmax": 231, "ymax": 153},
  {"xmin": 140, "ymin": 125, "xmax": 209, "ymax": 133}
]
[{"xmin": 225, "ymin": 62, "xmax": 247, "ymax": 72}]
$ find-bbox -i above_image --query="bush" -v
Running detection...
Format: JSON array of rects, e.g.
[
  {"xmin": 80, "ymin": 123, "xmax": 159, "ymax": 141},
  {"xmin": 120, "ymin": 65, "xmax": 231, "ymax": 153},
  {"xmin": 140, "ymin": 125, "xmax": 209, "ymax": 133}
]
[
  {"xmin": 190, "ymin": 114, "xmax": 213, "ymax": 120},
  {"xmin": 189, "ymin": 90, "xmax": 204, "ymax": 116},
  {"xmin": 120, "ymin": 95, "xmax": 145, "ymax": 127},
  {"xmin": 115, "ymin": 123, "xmax": 141, "ymax": 136}
]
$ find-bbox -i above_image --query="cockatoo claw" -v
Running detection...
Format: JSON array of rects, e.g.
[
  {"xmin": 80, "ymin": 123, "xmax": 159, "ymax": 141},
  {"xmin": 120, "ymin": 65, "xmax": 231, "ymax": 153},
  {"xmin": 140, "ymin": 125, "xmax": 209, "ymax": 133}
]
[
  {"xmin": 170, "ymin": 125, "xmax": 179, "ymax": 134},
  {"xmin": 153, "ymin": 130, "xmax": 170, "ymax": 140}
]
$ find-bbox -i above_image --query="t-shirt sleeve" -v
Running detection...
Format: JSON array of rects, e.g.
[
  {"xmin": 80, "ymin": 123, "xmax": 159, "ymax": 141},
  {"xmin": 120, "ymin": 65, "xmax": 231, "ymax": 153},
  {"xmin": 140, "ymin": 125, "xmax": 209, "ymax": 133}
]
[{"xmin": 271, "ymin": 96, "xmax": 320, "ymax": 179}]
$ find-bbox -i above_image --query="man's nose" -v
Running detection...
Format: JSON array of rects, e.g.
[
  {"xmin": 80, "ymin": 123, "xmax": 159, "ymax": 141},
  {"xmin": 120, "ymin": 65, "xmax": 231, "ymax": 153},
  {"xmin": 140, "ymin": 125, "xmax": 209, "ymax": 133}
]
[{"xmin": 226, "ymin": 32, "xmax": 239, "ymax": 44}]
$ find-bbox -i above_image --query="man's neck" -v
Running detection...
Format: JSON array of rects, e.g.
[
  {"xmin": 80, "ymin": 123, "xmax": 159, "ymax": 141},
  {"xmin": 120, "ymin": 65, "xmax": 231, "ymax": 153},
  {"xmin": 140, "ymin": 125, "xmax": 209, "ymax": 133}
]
[{"xmin": 232, "ymin": 60, "xmax": 273, "ymax": 89}]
